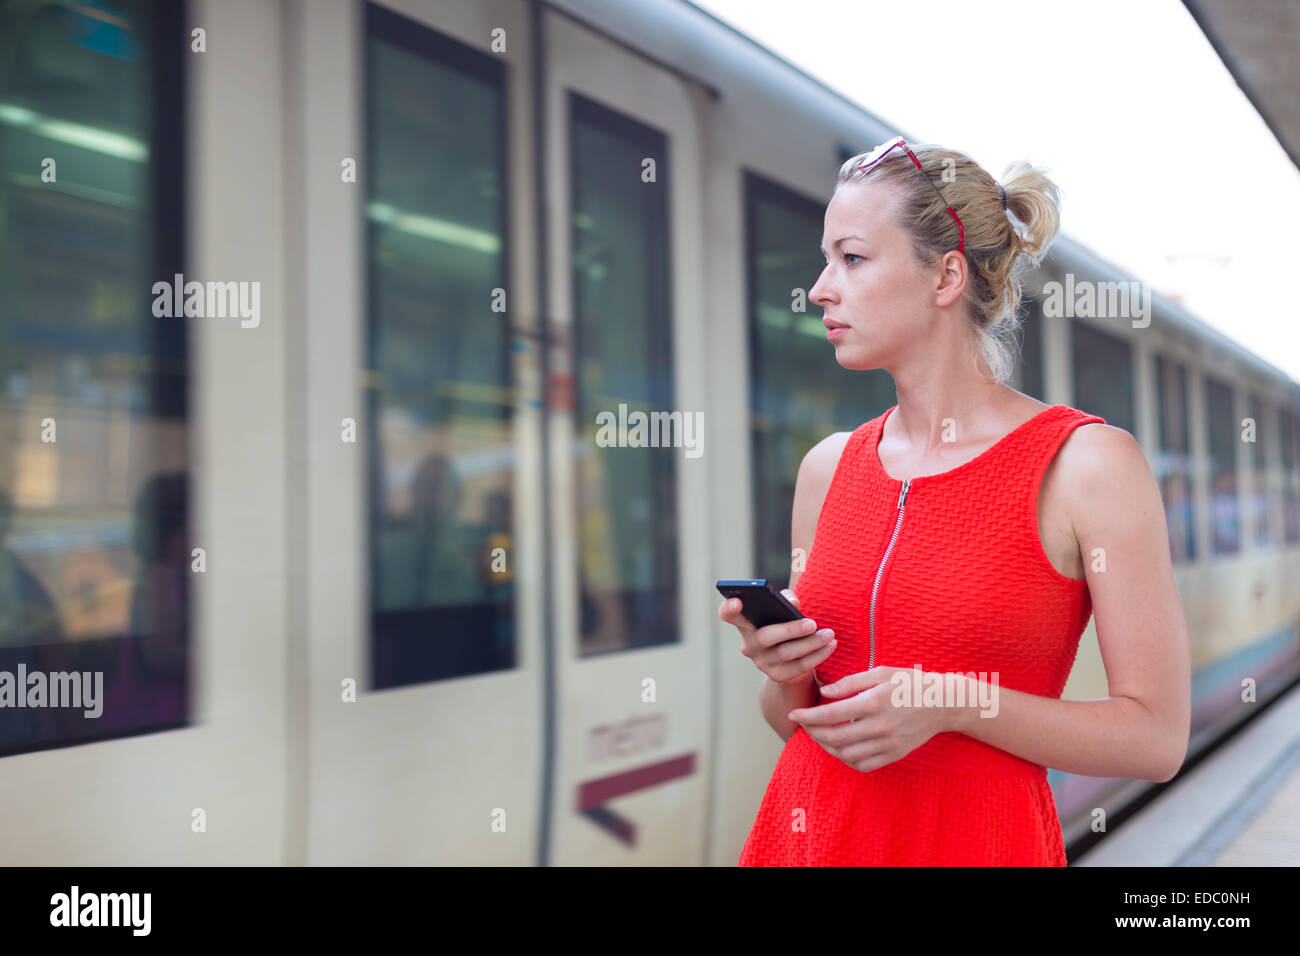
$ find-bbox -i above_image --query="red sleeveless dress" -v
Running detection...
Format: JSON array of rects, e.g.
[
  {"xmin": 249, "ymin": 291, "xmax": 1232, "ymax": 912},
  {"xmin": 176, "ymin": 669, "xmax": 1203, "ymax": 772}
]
[{"xmin": 738, "ymin": 403, "xmax": 1106, "ymax": 866}]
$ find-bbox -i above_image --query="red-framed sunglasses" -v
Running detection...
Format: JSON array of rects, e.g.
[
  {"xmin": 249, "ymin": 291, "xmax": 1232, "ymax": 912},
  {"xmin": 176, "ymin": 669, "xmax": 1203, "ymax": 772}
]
[{"xmin": 857, "ymin": 136, "xmax": 965, "ymax": 254}]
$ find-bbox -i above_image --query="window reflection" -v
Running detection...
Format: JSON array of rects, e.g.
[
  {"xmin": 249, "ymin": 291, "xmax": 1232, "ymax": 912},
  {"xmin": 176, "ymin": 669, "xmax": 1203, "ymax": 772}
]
[
  {"xmin": 1205, "ymin": 376, "xmax": 1240, "ymax": 555},
  {"xmin": 366, "ymin": 7, "xmax": 515, "ymax": 687},
  {"xmin": 745, "ymin": 172, "xmax": 893, "ymax": 586},
  {"xmin": 1154, "ymin": 356, "xmax": 1196, "ymax": 562},
  {"xmin": 570, "ymin": 94, "xmax": 678, "ymax": 656},
  {"xmin": 0, "ymin": 0, "xmax": 187, "ymax": 755}
]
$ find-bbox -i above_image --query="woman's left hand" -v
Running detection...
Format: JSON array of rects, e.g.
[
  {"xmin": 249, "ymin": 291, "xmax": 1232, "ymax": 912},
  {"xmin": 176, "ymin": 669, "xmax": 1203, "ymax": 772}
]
[{"xmin": 787, "ymin": 666, "xmax": 957, "ymax": 773}]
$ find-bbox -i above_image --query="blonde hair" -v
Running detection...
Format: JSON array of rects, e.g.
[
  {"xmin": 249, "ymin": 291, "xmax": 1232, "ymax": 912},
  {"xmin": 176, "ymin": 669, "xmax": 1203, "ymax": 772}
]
[{"xmin": 834, "ymin": 144, "xmax": 1061, "ymax": 384}]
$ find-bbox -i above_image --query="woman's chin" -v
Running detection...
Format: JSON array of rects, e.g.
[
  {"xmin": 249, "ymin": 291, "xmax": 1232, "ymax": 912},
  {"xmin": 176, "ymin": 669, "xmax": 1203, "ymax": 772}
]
[{"xmin": 832, "ymin": 345, "xmax": 878, "ymax": 371}]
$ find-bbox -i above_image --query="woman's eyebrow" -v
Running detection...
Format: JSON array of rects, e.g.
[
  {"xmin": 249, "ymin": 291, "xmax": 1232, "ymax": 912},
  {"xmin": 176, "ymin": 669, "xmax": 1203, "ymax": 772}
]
[{"xmin": 819, "ymin": 234, "xmax": 866, "ymax": 253}]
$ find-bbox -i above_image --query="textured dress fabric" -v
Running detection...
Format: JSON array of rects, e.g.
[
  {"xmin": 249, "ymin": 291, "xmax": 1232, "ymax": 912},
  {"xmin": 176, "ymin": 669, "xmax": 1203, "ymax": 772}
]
[{"xmin": 738, "ymin": 403, "xmax": 1107, "ymax": 866}]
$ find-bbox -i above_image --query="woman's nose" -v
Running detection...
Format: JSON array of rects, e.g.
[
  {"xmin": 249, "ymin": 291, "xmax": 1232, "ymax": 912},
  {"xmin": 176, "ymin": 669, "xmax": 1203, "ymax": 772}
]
[{"xmin": 809, "ymin": 267, "xmax": 833, "ymax": 305}]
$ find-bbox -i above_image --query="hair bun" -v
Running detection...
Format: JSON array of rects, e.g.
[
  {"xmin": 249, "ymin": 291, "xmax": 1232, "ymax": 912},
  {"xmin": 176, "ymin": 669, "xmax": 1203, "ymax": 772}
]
[{"xmin": 998, "ymin": 159, "xmax": 1061, "ymax": 262}]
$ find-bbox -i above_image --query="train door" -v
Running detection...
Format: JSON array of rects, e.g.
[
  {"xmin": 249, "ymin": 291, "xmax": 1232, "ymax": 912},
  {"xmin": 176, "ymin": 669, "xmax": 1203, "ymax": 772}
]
[
  {"xmin": 540, "ymin": 8, "xmax": 715, "ymax": 864},
  {"xmin": 291, "ymin": 0, "xmax": 546, "ymax": 864}
]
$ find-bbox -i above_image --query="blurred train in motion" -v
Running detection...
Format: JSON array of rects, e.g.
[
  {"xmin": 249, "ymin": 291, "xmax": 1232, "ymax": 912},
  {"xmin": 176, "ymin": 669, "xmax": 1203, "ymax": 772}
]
[{"xmin": 1, "ymin": 0, "xmax": 1298, "ymax": 865}]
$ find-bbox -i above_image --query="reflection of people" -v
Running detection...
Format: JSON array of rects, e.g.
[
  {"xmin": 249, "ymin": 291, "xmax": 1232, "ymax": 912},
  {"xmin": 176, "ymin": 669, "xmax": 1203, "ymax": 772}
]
[
  {"xmin": 372, "ymin": 453, "xmax": 517, "ymax": 682},
  {"xmin": 103, "ymin": 474, "xmax": 189, "ymax": 729},
  {"xmin": 0, "ymin": 490, "xmax": 65, "ymax": 748},
  {"xmin": 374, "ymin": 454, "xmax": 487, "ymax": 609},
  {"xmin": 0, "ymin": 490, "xmax": 64, "ymax": 647}
]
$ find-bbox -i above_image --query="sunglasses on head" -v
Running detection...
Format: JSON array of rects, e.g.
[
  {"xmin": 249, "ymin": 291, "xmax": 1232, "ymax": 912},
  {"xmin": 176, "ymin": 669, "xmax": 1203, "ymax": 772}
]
[{"xmin": 857, "ymin": 136, "xmax": 965, "ymax": 254}]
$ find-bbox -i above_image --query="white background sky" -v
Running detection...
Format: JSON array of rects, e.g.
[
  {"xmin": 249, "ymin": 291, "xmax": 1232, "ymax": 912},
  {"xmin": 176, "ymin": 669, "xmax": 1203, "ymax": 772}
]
[{"xmin": 689, "ymin": 0, "xmax": 1300, "ymax": 382}]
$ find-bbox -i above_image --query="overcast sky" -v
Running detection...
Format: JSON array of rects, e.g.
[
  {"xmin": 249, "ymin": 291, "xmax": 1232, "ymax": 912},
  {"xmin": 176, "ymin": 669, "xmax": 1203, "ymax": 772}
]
[{"xmin": 688, "ymin": 0, "xmax": 1300, "ymax": 382}]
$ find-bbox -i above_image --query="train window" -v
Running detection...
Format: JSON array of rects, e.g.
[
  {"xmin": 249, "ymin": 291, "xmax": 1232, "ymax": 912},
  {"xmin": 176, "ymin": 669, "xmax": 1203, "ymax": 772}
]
[
  {"xmin": 744, "ymin": 172, "xmax": 893, "ymax": 585},
  {"xmin": 1246, "ymin": 394, "xmax": 1271, "ymax": 547},
  {"xmin": 1282, "ymin": 408, "xmax": 1300, "ymax": 544},
  {"xmin": 569, "ymin": 94, "xmax": 679, "ymax": 656},
  {"xmin": 365, "ymin": 6, "xmax": 515, "ymax": 687},
  {"xmin": 1154, "ymin": 356, "xmax": 1196, "ymax": 562},
  {"xmin": 0, "ymin": 1, "xmax": 186, "ymax": 755},
  {"xmin": 1015, "ymin": 295, "xmax": 1044, "ymax": 401},
  {"xmin": 1070, "ymin": 322, "xmax": 1135, "ymax": 435},
  {"xmin": 1204, "ymin": 376, "xmax": 1240, "ymax": 555}
]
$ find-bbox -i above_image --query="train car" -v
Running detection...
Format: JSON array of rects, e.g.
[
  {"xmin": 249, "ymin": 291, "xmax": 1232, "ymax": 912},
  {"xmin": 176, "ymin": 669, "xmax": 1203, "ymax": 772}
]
[{"xmin": 0, "ymin": 0, "xmax": 1297, "ymax": 865}]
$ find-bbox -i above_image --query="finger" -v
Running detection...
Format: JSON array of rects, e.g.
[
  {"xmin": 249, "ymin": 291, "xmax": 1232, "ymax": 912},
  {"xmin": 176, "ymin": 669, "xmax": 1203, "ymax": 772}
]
[
  {"xmin": 766, "ymin": 628, "xmax": 834, "ymax": 664},
  {"xmin": 802, "ymin": 719, "xmax": 859, "ymax": 747},
  {"xmin": 766, "ymin": 636, "xmax": 836, "ymax": 682},
  {"xmin": 787, "ymin": 691, "xmax": 871, "ymax": 726},
  {"xmin": 756, "ymin": 615, "xmax": 819, "ymax": 650},
  {"xmin": 818, "ymin": 666, "xmax": 893, "ymax": 697},
  {"xmin": 782, "ymin": 589, "xmax": 800, "ymax": 606},
  {"xmin": 719, "ymin": 598, "xmax": 755, "ymax": 634},
  {"xmin": 840, "ymin": 740, "xmax": 889, "ymax": 762},
  {"xmin": 842, "ymin": 745, "xmax": 893, "ymax": 773}
]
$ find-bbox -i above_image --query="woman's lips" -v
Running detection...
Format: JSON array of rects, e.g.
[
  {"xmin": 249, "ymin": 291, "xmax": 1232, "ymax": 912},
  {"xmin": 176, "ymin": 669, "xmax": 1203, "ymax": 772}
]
[{"xmin": 824, "ymin": 318, "xmax": 850, "ymax": 340}]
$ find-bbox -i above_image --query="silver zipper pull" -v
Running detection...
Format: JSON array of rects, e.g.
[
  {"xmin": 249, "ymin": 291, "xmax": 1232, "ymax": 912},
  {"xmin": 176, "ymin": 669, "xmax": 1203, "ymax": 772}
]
[{"xmin": 897, "ymin": 478, "xmax": 910, "ymax": 509}]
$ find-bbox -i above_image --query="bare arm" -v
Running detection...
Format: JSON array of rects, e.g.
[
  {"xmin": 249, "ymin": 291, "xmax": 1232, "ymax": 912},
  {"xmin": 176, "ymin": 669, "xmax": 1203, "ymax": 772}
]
[
  {"xmin": 758, "ymin": 432, "xmax": 849, "ymax": 742},
  {"xmin": 761, "ymin": 674, "xmax": 819, "ymax": 743},
  {"xmin": 946, "ymin": 425, "xmax": 1191, "ymax": 782}
]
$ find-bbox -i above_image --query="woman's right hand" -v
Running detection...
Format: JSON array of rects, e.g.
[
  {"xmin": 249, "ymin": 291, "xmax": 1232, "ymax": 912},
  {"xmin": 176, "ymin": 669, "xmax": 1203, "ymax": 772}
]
[{"xmin": 718, "ymin": 589, "xmax": 836, "ymax": 686}]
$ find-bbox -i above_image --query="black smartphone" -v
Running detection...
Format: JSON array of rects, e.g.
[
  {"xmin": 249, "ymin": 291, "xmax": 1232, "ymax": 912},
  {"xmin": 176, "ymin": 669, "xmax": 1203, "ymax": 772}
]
[{"xmin": 716, "ymin": 579, "xmax": 805, "ymax": 629}]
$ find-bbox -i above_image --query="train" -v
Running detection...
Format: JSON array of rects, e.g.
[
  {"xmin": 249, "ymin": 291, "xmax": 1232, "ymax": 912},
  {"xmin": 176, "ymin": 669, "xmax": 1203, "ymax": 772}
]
[{"xmin": 1, "ymin": 0, "xmax": 1297, "ymax": 865}]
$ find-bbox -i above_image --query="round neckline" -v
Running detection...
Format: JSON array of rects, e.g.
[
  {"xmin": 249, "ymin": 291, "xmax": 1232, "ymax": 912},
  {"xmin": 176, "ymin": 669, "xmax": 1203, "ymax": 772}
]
[{"xmin": 872, "ymin": 403, "xmax": 1063, "ymax": 485}]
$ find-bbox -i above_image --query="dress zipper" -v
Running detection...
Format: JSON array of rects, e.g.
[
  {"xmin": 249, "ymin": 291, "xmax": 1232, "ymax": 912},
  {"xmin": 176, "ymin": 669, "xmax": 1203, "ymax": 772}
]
[{"xmin": 868, "ymin": 478, "xmax": 910, "ymax": 669}]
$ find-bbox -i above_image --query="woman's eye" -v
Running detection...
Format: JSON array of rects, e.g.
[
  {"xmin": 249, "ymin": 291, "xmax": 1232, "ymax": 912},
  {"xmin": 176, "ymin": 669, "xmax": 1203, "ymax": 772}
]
[{"xmin": 844, "ymin": 253, "xmax": 862, "ymax": 266}]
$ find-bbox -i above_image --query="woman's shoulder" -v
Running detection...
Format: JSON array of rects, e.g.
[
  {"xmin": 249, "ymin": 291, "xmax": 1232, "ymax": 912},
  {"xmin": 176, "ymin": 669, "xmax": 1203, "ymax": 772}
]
[{"xmin": 1047, "ymin": 412, "xmax": 1149, "ymax": 508}]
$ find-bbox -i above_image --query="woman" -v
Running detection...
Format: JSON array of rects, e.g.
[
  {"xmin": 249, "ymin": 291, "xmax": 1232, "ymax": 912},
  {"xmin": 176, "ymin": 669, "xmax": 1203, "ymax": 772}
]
[{"xmin": 720, "ymin": 138, "xmax": 1190, "ymax": 866}]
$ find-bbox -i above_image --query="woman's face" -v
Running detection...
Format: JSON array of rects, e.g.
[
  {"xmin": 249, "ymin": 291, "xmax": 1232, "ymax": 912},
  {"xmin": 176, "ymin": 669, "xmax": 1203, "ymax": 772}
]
[{"xmin": 809, "ymin": 179, "xmax": 938, "ymax": 371}]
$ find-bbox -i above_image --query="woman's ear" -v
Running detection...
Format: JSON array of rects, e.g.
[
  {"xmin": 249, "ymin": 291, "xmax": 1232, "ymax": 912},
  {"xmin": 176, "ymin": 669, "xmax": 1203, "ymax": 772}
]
[{"xmin": 933, "ymin": 250, "xmax": 967, "ymax": 307}]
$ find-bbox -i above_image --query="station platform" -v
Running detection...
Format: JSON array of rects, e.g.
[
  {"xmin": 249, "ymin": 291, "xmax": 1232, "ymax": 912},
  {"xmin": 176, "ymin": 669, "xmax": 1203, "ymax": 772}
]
[{"xmin": 1076, "ymin": 679, "xmax": 1300, "ymax": 866}]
